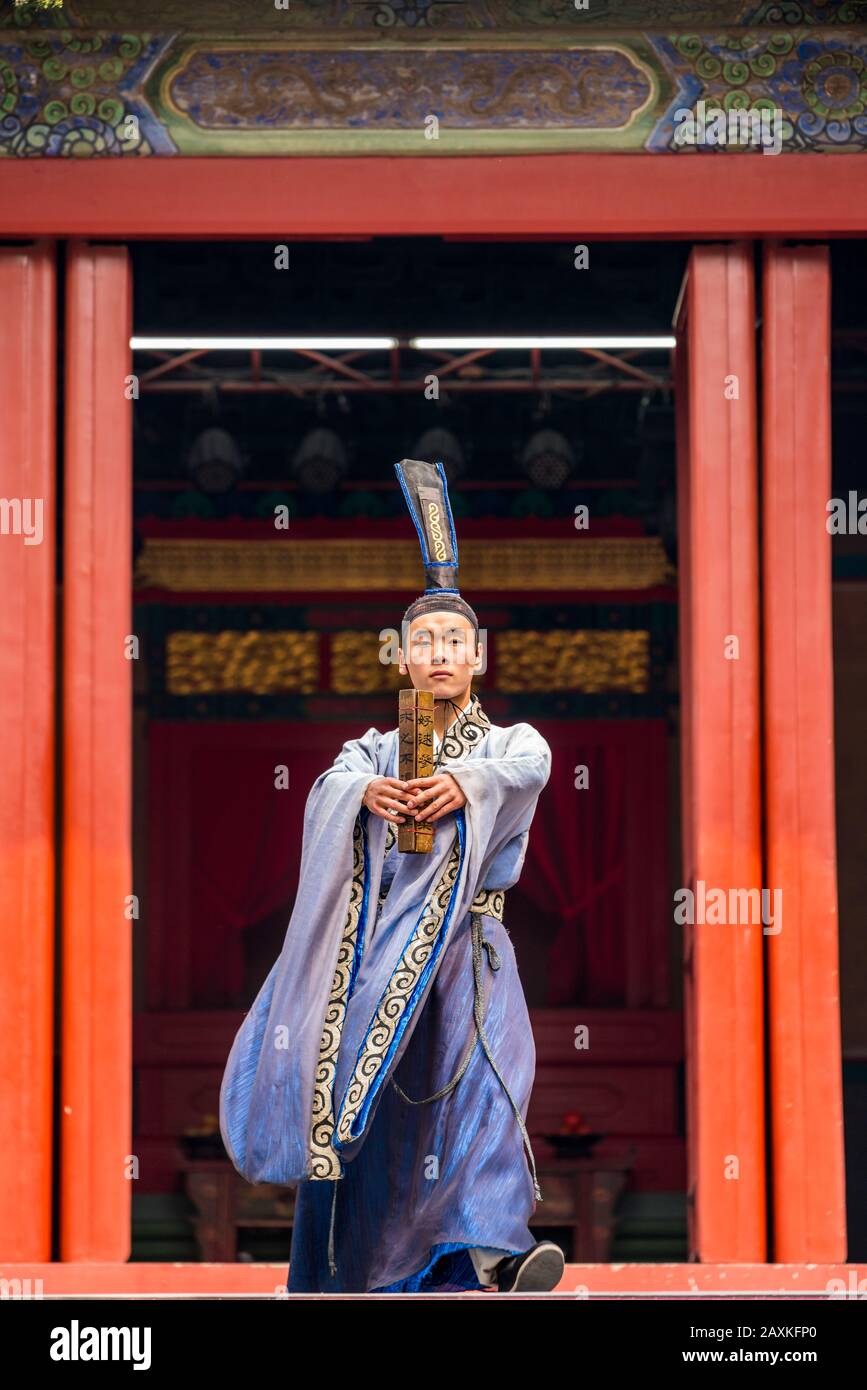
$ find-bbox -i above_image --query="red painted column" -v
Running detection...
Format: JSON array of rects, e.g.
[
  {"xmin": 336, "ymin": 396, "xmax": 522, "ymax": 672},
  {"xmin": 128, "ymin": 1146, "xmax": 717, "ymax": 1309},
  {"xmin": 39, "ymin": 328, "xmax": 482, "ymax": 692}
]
[
  {"xmin": 61, "ymin": 243, "xmax": 133, "ymax": 1261},
  {"xmin": 762, "ymin": 245, "xmax": 846, "ymax": 1261},
  {"xmin": 0, "ymin": 242, "xmax": 56, "ymax": 1260},
  {"xmin": 675, "ymin": 244, "xmax": 765, "ymax": 1261}
]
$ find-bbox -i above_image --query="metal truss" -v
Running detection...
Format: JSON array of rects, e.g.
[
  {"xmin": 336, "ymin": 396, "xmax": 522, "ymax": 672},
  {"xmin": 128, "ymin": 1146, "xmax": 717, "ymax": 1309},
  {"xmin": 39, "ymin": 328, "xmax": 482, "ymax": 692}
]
[{"xmin": 134, "ymin": 343, "xmax": 673, "ymax": 399}]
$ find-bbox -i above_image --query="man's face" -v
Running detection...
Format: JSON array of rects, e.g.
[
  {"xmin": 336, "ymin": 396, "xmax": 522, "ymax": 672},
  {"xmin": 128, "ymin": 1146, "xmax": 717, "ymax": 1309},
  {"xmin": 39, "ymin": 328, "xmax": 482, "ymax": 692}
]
[{"xmin": 398, "ymin": 610, "xmax": 482, "ymax": 701}]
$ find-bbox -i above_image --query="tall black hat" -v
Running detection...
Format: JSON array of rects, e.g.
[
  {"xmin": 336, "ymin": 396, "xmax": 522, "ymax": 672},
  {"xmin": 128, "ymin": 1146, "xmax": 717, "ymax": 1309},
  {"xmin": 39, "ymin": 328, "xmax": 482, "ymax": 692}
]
[{"xmin": 394, "ymin": 459, "xmax": 479, "ymax": 636}]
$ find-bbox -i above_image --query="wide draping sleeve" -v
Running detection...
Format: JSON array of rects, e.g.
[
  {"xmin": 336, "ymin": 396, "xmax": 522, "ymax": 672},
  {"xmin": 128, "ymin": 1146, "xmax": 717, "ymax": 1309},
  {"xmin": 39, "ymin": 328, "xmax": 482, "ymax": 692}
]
[
  {"xmin": 327, "ymin": 720, "xmax": 551, "ymax": 1160},
  {"xmin": 440, "ymin": 721, "xmax": 552, "ymax": 891},
  {"xmin": 219, "ymin": 727, "xmax": 391, "ymax": 1184}
]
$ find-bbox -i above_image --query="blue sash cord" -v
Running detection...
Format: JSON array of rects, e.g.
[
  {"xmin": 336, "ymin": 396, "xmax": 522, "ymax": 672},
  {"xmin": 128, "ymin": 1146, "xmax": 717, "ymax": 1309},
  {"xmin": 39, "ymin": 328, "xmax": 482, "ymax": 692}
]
[
  {"xmin": 390, "ymin": 911, "xmax": 542, "ymax": 1204},
  {"xmin": 325, "ymin": 902, "xmax": 543, "ymax": 1279}
]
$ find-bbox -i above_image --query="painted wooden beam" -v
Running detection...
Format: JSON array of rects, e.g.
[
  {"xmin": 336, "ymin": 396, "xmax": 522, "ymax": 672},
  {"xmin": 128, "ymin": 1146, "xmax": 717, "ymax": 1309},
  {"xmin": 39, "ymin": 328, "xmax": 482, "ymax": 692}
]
[
  {"xmin": 762, "ymin": 244, "xmax": 847, "ymax": 1262},
  {"xmin": 61, "ymin": 243, "xmax": 134, "ymax": 1261},
  {"xmin": 0, "ymin": 242, "xmax": 56, "ymax": 1260},
  {"xmin": 2, "ymin": 156, "xmax": 867, "ymax": 239},
  {"xmin": 675, "ymin": 243, "xmax": 765, "ymax": 1260}
]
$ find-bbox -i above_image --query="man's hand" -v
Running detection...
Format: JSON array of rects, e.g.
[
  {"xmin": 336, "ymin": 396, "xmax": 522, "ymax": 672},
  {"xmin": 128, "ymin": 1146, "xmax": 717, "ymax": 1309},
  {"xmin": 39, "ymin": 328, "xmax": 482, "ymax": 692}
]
[
  {"xmin": 404, "ymin": 773, "xmax": 467, "ymax": 823},
  {"xmin": 362, "ymin": 776, "xmax": 413, "ymax": 825}
]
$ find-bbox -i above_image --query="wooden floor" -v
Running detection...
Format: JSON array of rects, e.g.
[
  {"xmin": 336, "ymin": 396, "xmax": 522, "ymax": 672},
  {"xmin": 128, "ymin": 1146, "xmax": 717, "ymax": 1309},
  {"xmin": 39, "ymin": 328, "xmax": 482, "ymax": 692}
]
[{"xmin": 1, "ymin": 1263, "xmax": 864, "ymax": 1299}]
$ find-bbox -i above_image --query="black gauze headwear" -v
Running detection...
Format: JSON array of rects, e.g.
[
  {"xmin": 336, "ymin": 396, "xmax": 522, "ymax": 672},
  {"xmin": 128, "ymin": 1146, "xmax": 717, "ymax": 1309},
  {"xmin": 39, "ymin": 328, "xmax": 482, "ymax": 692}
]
[{"xmin": 394, "ymin": 458, "xmax": 479, "ymax": 639}]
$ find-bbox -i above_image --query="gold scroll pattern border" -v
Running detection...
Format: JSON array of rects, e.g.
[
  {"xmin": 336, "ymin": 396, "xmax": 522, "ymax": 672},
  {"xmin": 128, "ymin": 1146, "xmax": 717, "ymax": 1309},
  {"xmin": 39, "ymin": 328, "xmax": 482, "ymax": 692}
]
[
  {"xmin": 335, "ymin": 834, "xmax": 463, "ymax": 1147},
  {"xmin": 136, "ymin": 537, "xmax": 674, "ymax": 593},
  {"xmin": 164, "ymin": 629, "xmax": 650, "ymax": 695},
  {"xmin": 309, "ymin": 815, "xmax": 367, "ymax": 1180}
]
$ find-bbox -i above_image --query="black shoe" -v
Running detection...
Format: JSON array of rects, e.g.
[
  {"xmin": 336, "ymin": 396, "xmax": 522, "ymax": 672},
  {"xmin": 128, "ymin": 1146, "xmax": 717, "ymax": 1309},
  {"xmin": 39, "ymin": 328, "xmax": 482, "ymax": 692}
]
[{"xmin": 495, "ymin": 1240, "xmax": 565, "ymax": 1292}]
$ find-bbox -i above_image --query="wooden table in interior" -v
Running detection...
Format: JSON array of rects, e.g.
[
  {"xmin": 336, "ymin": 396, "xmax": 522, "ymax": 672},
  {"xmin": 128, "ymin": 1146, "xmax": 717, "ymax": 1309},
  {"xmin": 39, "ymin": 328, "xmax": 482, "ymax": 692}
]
[
  {"xmin": 529, "ymin": 1150, "xmax": 636, "ymax": 1261},
  {"xmin": 182, "ymin": 1149, "xmax": 635, "ymax": 1264},
  {"xmin": 180, "ymin": 1156, "xmax": 297, "ymax": 1262}
]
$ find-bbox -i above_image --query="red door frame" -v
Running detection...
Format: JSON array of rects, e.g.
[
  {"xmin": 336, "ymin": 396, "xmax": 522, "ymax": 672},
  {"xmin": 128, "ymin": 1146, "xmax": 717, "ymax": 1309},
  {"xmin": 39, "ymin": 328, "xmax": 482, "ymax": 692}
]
[
  {"xmin": 0, "ymin": 153, "xmax": 854, "ymax": 1275},
  {"xmin": 4, "ymin": 154, "xmax": 867, "ymax": 239}
]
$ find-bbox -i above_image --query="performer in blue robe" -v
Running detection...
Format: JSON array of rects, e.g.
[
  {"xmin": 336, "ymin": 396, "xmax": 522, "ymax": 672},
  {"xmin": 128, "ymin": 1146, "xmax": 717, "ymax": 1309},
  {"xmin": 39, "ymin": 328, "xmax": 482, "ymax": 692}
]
[{"xmin": 219, "ymin": 460, "xmax": 564, "ymax": 1294}]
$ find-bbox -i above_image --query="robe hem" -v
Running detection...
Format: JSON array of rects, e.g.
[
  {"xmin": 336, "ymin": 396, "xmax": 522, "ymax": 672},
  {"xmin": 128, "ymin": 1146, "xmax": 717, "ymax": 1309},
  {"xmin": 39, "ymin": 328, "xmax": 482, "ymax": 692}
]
[{"xmin": 369, "ymin": 1239, "xmax": 524, "ymax": 1294}]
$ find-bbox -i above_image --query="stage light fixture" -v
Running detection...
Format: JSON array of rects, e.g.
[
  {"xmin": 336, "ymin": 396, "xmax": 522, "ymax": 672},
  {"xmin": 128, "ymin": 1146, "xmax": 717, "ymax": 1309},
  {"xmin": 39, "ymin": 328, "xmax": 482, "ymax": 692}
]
[
  {"xmin": 186, "ymin": 426, "xmax": 246, "ymax": 495},
  {"xmin": 520, "ymin": 429, "xmax": 575, "ymax": 489},
  {"xmin": 291, "ymin": 427, "xmax": 349, "ymax": 494},
  {"xmin": 410, "ymin": 428, "xmax": 465, "ymax": 482}
]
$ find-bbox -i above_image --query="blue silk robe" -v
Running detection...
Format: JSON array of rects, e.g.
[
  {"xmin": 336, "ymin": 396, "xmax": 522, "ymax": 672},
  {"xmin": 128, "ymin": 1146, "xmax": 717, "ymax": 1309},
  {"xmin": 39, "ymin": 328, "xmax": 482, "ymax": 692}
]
[{"xmin": 219, "ymin": 694, "xmax": 551, "ymax": 1292}]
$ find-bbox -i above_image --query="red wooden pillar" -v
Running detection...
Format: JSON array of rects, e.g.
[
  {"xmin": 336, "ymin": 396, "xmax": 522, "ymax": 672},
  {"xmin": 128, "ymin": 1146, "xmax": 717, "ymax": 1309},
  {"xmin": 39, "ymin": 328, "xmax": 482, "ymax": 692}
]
[
  {"xmin": 61, "ymin": 243, "xmax": 133, "ymax": 1261},
  {"xmin": 762, "ymin": 244, "xmax": 846, "ymax": 1261},
  {"xmin": 674, "ymin": 244, "xmax": 765, "ymax": 1261},
  {"xmin": 0, "ymin": 242, "xmax": 56, "ymax": 1260}
]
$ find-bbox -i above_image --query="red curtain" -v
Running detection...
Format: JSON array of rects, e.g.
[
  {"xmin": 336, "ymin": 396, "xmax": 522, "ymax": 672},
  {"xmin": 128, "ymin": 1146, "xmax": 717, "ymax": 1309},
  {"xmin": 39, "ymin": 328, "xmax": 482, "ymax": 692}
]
[
  {"xmin": 517, "ymin": 720, "xmax": 669, "ymax": 1007},
  {"xmin": 147, "ymin": 722, "xmax": 362, "ymax": 1008},
  {"xmin": 147, "ymin": 718, "xmax": 669, "ymax": 1010}
]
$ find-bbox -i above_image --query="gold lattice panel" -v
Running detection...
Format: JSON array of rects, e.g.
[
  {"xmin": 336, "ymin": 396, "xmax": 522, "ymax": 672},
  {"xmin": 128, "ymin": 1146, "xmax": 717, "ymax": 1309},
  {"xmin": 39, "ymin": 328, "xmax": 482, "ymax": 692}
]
[
  {"xmin": 330, "ymin": 631, "xmax": 406, "ymax": 695},
  {"xmin": 162, "ymin": 627, "xmax": 650, "ymax": 695},
  {"xmin": 495, "ymin": 630, "xmax": 650, "ymax": 693},
  {"xmin": 165, "ymin": 631, "xmax": 319, "ymax": 694},
  {"xmin": 135, "ymin": 537, "xmax": 674, "ymax": 593}
]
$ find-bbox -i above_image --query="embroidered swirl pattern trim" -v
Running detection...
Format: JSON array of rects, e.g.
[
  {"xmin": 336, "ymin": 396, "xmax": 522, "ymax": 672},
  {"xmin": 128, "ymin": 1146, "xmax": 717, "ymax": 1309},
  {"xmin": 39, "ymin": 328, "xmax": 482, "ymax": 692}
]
[
  {"xmin": 308, "ymin": 815, "xmax": 367, "ymax": 1178},
  {"xmin": 440, "ymin": 691, "xmax": 490, "ymax": 760},
  {"xmin": 314, "ymin": 694, "xmax": 490, "ymax": 1160},
  {"xmin": 335, "ymin": 834, "xmax": 463, "ymax": 1146},
  {"xmin": 469, "ymin": 887, "xmax": 505, "ymax": 922}
]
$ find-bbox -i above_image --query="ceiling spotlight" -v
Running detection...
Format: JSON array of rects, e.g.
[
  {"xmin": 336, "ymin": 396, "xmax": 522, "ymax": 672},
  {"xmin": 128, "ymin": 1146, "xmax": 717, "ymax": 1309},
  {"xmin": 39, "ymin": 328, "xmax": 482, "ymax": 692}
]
[
  {"xmin": 186, "ymin": 426, "xmax": 245, "ymax": 494},
  {"xmin": 411, "ymin": 336, "xmax": 676, "ymax": 351},
  {"xmin": 411, "ymin": 428, "xmax": 465, "ymax": 482},
  {"xmin": 520, "ymin": 429, "xmax": 575, "ymax": 489},
  {"xmin": 291, "ymin": 427, "xmax": 348, "ymax": 494}
]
